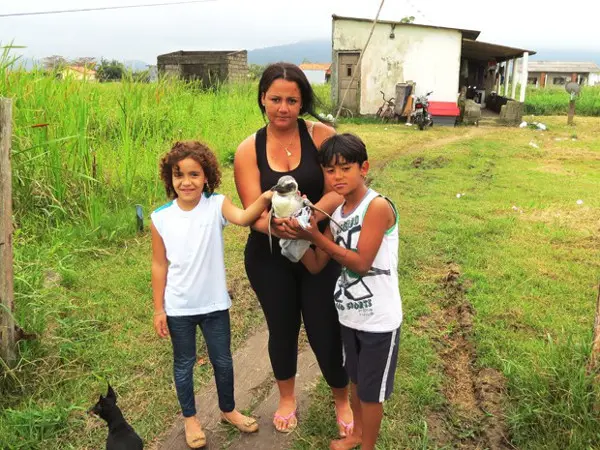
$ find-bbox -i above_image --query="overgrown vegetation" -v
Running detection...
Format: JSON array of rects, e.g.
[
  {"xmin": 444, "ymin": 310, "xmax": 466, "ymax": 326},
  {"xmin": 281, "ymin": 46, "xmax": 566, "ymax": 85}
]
[{"xmin": 525, "ymin": 85, "xmax": 600, "ymax": 116}]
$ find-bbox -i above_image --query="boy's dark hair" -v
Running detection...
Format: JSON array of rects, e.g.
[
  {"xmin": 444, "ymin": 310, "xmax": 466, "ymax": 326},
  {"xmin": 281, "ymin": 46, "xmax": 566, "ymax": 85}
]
[
  {"xmin": 258, "ymin": 62, "xmax": 331, "ymax": 125},
  {"xmin": 318, "ymin": 133, "xmax": 369, "ymax": 166},
  {"xmin": 159, "ymin": 141, "xmax": 222, "ymax": 199}
]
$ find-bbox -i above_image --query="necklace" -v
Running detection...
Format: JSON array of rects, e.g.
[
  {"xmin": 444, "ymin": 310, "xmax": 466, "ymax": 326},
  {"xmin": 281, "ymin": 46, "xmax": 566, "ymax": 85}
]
[{"xmin": 268, "ymin": 125, "xmax": 297, "ymax": 157}]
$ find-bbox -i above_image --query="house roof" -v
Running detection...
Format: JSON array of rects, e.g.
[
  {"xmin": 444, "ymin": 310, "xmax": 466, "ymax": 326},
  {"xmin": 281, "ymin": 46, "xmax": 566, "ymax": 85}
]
[
  {"xmin": 332, "ymin": 14, "xmax": 480, "ymax": 40},
  {"xmin": 68, "ymin": 65, "xmax": 96, "ymax": 75},
  {"xmin": 527, "ymin": 61, "xmax": 600, "ymax": 73},
  {"xmin": 299, "ymin": 63, "xmax": 331, "ymax": 71},
  {"xmin": 461, "ymin": 39, "xmax": 536, "ymax": 63}
]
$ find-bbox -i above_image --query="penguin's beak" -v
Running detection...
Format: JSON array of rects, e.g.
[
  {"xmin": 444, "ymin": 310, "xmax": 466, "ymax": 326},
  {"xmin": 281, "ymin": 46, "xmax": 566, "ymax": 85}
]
[{"xmin": 273, "ymin": 183, "xmax": 294, "ymax": 194}]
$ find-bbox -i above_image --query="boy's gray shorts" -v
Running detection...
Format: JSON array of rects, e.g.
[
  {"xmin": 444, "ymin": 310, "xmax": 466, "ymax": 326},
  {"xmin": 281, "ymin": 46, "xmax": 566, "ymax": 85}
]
[{"xmin": 340, "ymin": 324, "xmax": 401, "ymax": 403}]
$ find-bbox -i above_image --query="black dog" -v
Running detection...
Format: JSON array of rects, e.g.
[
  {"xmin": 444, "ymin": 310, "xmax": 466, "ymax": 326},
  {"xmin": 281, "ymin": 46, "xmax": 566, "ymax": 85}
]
[{"xmin": 89, "ymin": 385, "xmax": 144, "ymax": 450}]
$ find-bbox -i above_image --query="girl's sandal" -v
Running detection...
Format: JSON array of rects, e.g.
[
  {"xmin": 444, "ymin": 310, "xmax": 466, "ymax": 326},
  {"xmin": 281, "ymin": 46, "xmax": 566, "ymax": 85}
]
[
  {"xmin": 220, "ymin": 412, "xmax": 259, "ymax": 433},
  {"xmin": 184, "ymin": 421, "xmax": 206, "ymax": 449},
  {"xmin": 273, "ymin": 410, "xmax": 297, "ymax": 433}
]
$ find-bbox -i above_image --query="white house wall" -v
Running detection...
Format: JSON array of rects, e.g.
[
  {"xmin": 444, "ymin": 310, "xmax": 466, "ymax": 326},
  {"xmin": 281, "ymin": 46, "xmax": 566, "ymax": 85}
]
[
  {"xmin": 590, "ymin": 73, "xmax": 600, "ymax": 86},
  {"xmin": 303, "ymin": 70, "xmax": 327, "ymax": 84},
  {"xmin": 333, "ymin": 20, "xmax": 462, "ymax": 114}
]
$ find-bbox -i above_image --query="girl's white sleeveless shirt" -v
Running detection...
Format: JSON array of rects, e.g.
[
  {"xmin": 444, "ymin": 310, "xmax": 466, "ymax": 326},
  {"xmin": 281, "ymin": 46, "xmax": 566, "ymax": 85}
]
[{"xmin": 151, "ymin": 193, "xmax": 231, "ymax": 316}]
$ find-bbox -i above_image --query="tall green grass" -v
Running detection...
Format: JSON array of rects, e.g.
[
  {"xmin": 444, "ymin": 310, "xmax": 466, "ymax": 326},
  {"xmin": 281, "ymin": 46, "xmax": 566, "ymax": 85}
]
[
  {"xmin": 525, "ymin": 86, "xmax": 600, "ymax": 116},
  {"xmin": 2, "ymin": 62, "xmax": 263, "ymax": 233}
]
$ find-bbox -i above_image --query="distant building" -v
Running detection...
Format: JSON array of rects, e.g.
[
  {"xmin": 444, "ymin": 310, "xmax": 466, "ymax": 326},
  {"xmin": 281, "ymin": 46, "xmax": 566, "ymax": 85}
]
[
  {"xmin": 523, "ymin": 61, "xmax": 600, "ymax": 87},
  {"xmin": 299, "ymin": 63, "xmax": 331, "ymax": 84},
  {"xmin": 59, "ymin": 65, "xmax": 96, "ymax": 81},
  {"xmin": 331, "ymin": 15, "xmax": 534, "ymax": 115},
  {"xmin": 156, "ymin": 50, "xmax": 248, "ymax": 86}
]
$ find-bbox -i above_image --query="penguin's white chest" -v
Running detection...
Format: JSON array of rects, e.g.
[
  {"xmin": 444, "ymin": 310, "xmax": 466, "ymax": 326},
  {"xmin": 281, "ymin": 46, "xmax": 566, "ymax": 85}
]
[{"xmin": 272, "ymin": 192, "xmax": 303, "ymax": 218}]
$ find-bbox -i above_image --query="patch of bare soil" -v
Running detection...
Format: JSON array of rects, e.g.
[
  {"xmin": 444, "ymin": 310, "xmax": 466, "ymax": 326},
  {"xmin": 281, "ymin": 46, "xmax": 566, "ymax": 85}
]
[{"xmin": 421, "ymin": 264, "xmax": 513, "ymax": 449}]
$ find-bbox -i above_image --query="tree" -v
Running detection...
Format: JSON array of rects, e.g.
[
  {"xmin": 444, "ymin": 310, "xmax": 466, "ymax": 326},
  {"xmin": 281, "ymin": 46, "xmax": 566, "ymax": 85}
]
[
  {"xmin": 96, "ymin": 58, "xmax": 125, "ymax": 82},
  {"xmin": 248, "ymin": 64, "xmax": 266, "ymax": 80},
  {"xmin": 70, "ymin": 57, "xmax": 96, "ymax": 69},
  {"xmin": 42, "ymin": 55, "xmax": 67, "ymax": 71}
]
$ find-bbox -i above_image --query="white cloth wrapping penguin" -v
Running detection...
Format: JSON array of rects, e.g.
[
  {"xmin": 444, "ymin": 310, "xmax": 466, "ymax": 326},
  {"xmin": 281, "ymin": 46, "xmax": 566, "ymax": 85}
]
[{"xmin": 278, "ymin": 205, "xmax": 312, "ymax": 262}]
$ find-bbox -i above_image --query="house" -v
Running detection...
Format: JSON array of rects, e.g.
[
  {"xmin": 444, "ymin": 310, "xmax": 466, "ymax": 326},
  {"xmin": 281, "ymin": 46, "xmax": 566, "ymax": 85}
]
[
  {"xmin": 523, "ymin": 61, "xmax": 600, "ymax": 87},
  {"xmin": 331, "ymin": 15, "xmax": 535, "ymax": 115},
  {"xmin": 299, "ymin": 63, "xmax": 331, "ymax": 84},
  {"xmin": 156, "ymin": 50, "xmax": 248, "ymax": 86},
  {"xmin": 59, "ymin": 65, "xmax": 96, "ymax": 81}
]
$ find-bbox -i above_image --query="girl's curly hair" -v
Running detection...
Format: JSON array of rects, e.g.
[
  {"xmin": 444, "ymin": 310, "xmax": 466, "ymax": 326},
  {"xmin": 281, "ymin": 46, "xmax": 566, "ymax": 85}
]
[{"xmin": 159, "ymin": 141, "xmax": 222, "ymax": 199}]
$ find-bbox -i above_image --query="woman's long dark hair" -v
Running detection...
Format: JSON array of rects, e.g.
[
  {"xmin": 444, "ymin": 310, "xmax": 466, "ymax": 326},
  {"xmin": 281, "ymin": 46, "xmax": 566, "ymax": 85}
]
[{"xmin": 258, "ymin": 62, "xmax": 332, "ymax": 125}]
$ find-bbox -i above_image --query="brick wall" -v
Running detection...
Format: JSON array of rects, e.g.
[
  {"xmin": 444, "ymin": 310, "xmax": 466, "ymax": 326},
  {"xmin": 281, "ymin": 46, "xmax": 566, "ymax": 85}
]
[{"xmin": 157, "ymin": 51, "xmax": 248, "ymax": 85}]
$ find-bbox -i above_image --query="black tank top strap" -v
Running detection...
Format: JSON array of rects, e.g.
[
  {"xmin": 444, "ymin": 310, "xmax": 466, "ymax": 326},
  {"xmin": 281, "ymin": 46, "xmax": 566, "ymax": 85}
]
[
  {"xmin": 254, "ymin": 126, "xmax": 269, "ymax": 182},
  {"xmin": 298, "ymin": 118, "xmax": 318, "ymax": 155}
]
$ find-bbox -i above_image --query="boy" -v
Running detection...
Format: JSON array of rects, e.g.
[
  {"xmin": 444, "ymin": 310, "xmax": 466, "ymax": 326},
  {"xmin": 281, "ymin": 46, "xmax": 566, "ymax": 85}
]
[{"xmin": 291, "ymin": 133, "xmax": 402, "ymax": 450}]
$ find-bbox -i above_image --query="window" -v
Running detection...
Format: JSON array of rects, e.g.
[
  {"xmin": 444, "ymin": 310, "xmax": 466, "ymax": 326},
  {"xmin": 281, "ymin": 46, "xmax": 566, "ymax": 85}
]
[
  {"xmin": 346, "ymin": 65, "xmax": 352, "ymax": 77},
  {"xmin": 553, "ymin": 77, "xmax": 566, "ymax": 85},
  {"xmin": 528, "ymin": 77, "xmax": 538, "ymax": 85}
]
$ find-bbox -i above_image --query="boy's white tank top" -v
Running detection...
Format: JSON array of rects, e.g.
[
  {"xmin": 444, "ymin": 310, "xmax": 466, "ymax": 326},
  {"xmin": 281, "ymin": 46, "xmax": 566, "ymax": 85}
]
[
  {"xmin": 151, "ymin": 193, "xmax": 231, "ymax": 316},
  {"xmin": 330, "ymin": 189, "xmax": 403, "ymax": 332}
]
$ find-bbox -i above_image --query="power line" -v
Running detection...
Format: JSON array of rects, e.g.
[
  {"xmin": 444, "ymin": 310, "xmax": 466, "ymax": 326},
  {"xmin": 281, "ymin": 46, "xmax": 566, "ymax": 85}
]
[
  {"xmin": 0, "ymin": 0, "xmax": 217, "ymax": 18},
  {"xmin": 335, "ymin": 0, "xmax": 386, "ymax": 121}
]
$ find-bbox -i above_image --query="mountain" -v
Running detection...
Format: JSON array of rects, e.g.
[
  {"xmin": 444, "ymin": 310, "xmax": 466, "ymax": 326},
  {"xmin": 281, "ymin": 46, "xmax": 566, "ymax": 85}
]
[
  {"xmin": 248, "ymin": 39, "xmax": 331, "ymax": 65},
  {"xmin": 123, "ymin": 59, "xmax": 152, "ymax": 71},
  {"xmin": 247, "ymin": 40, "xmax": 600, "ymax": 68},
  {"xmin": 530, "ymin": 49, "xmax": 600, "ymax": 66}
]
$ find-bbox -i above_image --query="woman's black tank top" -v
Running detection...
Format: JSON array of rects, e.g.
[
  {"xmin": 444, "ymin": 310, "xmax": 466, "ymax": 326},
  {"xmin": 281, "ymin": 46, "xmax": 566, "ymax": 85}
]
[{"xmin": 248, "ymin": 118, "xmax": 325, "ymax": 248}]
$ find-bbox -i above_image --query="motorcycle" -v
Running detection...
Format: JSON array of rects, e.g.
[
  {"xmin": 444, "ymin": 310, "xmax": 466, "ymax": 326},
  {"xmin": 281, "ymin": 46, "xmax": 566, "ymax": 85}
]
[{"xmin": 412, "ymin": 91, "xmax": 433, "ymax": 130}]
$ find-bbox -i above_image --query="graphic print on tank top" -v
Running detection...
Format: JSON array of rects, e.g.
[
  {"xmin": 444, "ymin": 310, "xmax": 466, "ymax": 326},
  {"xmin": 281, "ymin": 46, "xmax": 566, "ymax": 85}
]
[{"xmin": 331, "ymin": 198, "xmax": 392, "ymax": 317}]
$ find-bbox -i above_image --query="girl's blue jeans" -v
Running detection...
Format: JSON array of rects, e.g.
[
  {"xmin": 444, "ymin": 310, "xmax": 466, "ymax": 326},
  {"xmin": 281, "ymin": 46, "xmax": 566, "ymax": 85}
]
[{"xmin": 167, "ymin": 309, "xmax": 235, "ymax": 417}]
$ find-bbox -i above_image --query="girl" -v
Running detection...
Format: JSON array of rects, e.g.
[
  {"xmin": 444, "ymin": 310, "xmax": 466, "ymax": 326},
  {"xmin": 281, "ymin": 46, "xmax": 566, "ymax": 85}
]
[{"xmin": 151, "ymin": 141, "xmax": 273, "ymax": 449}]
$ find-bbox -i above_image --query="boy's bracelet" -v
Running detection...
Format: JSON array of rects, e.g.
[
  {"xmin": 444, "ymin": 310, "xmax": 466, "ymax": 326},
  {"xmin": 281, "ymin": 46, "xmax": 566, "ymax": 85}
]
[{"xmin": 154, "ymin": 310, "xmax": 166, "ymax": 317}]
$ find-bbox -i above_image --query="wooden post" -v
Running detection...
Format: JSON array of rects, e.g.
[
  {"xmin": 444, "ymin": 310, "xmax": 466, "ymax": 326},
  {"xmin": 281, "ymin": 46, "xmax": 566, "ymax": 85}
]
[
  {"xmin": 568, "ymin": 96, "xmax": 576, "ymax": 125},
  {"xmin": 589, "ymin": 284, "xmax": 600, "ymax": 374},
  {"xmin": 0, "ymin": 98, "xmax": 16, "ymax": 367}
]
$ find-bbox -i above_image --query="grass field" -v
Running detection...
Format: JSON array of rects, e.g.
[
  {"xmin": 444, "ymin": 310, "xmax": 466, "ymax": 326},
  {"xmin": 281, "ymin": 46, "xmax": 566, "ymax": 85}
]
[
  {"xmin": 2, "ymin": 115, "xmax": 599, "ymax": 449},
  {"xmin": 1, "ymin": 59, "xmax": 600, "ymax": 448}
]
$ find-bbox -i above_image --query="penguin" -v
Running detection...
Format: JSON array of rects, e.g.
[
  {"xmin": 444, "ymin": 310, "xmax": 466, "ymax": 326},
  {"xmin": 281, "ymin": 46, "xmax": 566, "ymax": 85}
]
[{"xmin": 268, "ymin": 175, "xmax": 341, "ymax": 252}]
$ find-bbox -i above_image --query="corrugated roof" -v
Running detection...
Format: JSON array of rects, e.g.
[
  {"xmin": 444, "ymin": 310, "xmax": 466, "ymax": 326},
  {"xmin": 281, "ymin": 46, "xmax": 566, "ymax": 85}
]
[
  {"xmin": 299, "ymin": 63, "xmax": 331, "ymax": 71},
  {"xmin": 528, "ymin": 61, "xmax": 600, "ymax": 73},
  {"xmin": 332, "ymin": 14, "xmax": 480, "ymax": 40},
  {"xmin": 462, "ymin": 39, "xmax": 536, "ymax": 62}
]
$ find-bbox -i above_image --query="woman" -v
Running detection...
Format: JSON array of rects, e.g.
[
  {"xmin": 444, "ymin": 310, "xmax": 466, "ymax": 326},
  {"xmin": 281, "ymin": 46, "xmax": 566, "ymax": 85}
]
[{"xmin": 234, "ymin": 62, "xmax": 352, "ymax": 435}]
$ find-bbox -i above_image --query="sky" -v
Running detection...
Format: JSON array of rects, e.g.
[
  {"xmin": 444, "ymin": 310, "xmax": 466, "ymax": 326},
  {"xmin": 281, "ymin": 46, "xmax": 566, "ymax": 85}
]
[{"xmin": 1, "ymin": 0, "xmax": 598, "ymax": 64}]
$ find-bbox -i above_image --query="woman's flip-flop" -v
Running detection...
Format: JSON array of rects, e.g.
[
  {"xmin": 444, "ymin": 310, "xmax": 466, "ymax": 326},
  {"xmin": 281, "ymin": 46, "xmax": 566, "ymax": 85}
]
[
  {"xmin": 273, "ymin": 410, "xmax": 297, "ymax": 433},
  {"xmin": 337, "ymin": 416, "xmax": 355, "ymax": 438}
]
